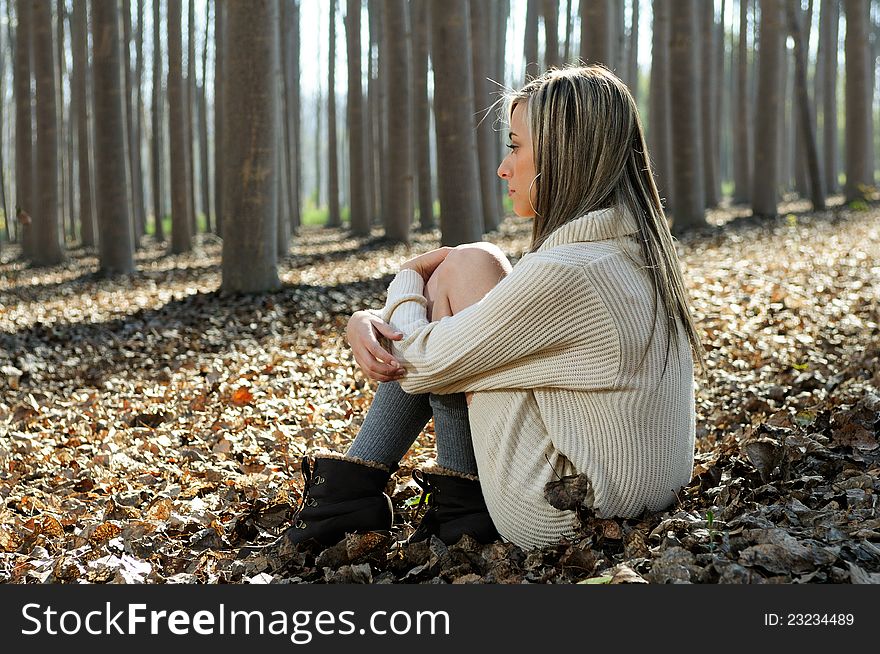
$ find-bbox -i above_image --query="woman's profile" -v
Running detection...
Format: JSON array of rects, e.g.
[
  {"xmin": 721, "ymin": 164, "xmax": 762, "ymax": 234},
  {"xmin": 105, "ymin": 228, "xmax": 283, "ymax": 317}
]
[{"xmin": 281, "ymin": 65, "xmax": 703, "ymax": 551}]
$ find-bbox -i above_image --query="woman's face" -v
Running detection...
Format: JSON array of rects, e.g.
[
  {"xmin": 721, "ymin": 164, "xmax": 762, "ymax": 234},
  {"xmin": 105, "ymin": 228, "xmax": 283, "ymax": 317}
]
[{"xmin": 497, "ymin": 102, "xmax": 537, "ymax": 218}]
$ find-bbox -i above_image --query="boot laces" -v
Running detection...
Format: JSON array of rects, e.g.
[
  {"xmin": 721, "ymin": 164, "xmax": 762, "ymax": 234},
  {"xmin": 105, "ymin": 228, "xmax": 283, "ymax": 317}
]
[
  {"xmin": 412, "ymin": 469, "xmax": 436, "ymax": 511},
  {"xmin": 294, "ymin": 457, "xmax": 323, "ymax": 529}
]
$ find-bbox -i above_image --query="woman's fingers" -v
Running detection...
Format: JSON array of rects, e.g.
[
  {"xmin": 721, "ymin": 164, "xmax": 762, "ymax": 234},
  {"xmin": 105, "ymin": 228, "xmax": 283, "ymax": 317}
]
[{"xmin": 372, "ymin": 319, "xmax": 403, "ymax": 341}]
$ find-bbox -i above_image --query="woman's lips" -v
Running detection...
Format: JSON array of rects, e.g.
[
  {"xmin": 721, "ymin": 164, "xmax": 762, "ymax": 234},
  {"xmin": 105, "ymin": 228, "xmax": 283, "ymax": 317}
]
[{"xmin": 508, "ymin": 189, "xmax": 515, "ymax": 196}]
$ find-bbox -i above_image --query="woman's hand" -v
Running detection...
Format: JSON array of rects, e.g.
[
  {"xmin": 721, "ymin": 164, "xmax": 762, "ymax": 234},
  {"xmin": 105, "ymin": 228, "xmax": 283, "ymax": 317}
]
[
  {"xmin": 346, "ymin": 311, "xmax": 407, "ymax": 382},
  {"xmin": 400, "ymin": 247, "xmax": 453, "ymax": 281}
]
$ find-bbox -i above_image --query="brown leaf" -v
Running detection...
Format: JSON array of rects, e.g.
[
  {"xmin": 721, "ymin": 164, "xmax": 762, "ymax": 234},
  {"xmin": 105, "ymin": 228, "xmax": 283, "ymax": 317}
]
[
  {"xmin": 231, "ymin": 387, "xmax": 254, "ymax": 407},
  {"xmin": 543, "ymin": 473, "xmax": 595, "ymax": 512},
  {"xmin": 90, "ymin": 522, "xmax": 123, "ymax": 544}
]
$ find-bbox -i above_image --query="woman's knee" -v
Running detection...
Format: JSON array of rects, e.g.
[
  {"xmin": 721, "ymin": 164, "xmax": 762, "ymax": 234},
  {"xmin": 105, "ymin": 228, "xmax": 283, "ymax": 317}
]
[{"xmin": 426, "ymin": 243, "xmax": 511, "ymax": 315}]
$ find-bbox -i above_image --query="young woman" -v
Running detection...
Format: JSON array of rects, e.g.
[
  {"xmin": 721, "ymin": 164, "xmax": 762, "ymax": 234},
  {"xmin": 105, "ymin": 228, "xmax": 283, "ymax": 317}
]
[{"xmin": 283, "ymin": 66, "xmax": 702, "ymax": 551}]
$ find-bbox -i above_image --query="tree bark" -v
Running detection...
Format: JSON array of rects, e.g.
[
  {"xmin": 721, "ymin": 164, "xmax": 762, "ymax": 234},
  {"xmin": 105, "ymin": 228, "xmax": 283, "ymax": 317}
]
[
  {"xmin": 818, "ymin": 0, "xmax": 839, "ymax": 194},
  {"xmin": 471, "ymin": 0, "xmax": 498, "ymax": 232},
  {"xmin": 733, "ymin": 0, "xmax": 751, "ymax": 203},
  {"xmin": 212, "ymin": 0, "xmax": 223, "ymax": 236},
  {"xmin": 92, "ymin": 0, "xmax": 134, "ymax": 274},
  {"xmin": 524, "ymin": 0, "xmax": 539, "ymax": 80},
  {"xmin": 167, "ymin": 0, "xmax": 193, "ymax": 252},
  {"xmin": 135, "ymin": 0, "xmax": 145, "ymax": 237},
  {"xmin": 541, "ymin": 0, "xmax": 561, "ymax": 69},
  {"xmin": 72, "ymin": 0, "xmax": 95, "ymax": 248},
  {"xmin": 668, "ymin": 0, "xmax": 706, "ymax": 231},
  {"xmin": 346, "ymin": 0, "xmax": 369, "ymax": 236},
  {"xmin": 122, "ymin": 1, "xmax": 143, "ymax": 248},
  {"xmin": 563, "ymin": 0, "xmax": 573, "ymax": 63},
  {"xmin": 431, "ymin": 0, "xmax": 482, "ymax": 246},
  {"xmin": 580, "ymin": 0, "xmax": 612, "ymax": 67},
  {"xmin": 382, "ymin": 0, "xmax": 412, "ymax": 242},
  {"xmin": 327, "ymin": 0, "xmax": 341, "ymax": 227},
  {"xmin": 281, "ymin": 0, "xmax": 301, "ymax": 236},
  {"xmin": 221, "ymin": 0, "xmax": 279, "ymax": 294},
  {"xmin": 627, "ymin": 0, "xmax": 640, "ymax": 99},
  {"xmin": 649, "ymin": 0, "xmax": 673, "ymax": 214},
  {"xmin": 186, "ymin": 0, "xmax": 197, "ymax": 233},
  {"xmin": 290, "ymin": 0, "xmax": 302, "ymax": 233},
  {"xmin": 752, "ymin": 0, "xmax": 784, "ymax": 218},
  {"xmin": 701, "ymin": 0, "xmax": 719, "ymax": 208},
  {"xmin": 412, "ymin": 0, "xmax": 434, "ymax": 231},
  {"xmin": 14, "ymin": 0, "xmax": 35, "ymax": 258},
  {"xmin": 152, "ymin": 0, "xmax": 165, "ymax": 240},
  {"xmin": 198, "ymin": 0, "xmax": 210, "ymax": 233},
  {"xmin": 786, "ymin": 0, "xmax": 825, "ymax": 209},
  {"xmin": 843, "ymin": 0, "xmax": 871, "ymax": 201},
  {"xmin": 32, "ymin": 0, "xmax": 63, "ymax": 265}
]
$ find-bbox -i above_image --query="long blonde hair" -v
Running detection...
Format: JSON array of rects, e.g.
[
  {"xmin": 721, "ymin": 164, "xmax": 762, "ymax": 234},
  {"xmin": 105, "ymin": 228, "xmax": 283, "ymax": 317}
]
[{"xmin": 507, "ymin": 66, "xmax": 704, "ymax": 370}]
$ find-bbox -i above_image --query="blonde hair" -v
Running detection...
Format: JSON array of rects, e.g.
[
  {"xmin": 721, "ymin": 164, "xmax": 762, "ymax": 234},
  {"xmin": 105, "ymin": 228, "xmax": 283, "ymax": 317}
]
[{"xmin": 506, "ymin": 65, "xmax": 704, "ymax": 371}]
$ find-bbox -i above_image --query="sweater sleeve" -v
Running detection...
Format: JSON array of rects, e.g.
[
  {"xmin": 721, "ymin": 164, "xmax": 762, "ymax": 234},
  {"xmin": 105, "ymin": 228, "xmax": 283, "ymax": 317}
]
[{"xmin": 377, "ymin": 254, "xmax": 620, "ymax": 395}]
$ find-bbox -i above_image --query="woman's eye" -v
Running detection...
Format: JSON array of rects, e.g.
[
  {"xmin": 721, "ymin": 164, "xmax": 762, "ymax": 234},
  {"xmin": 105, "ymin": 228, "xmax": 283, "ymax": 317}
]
[{"xmin": 506, "ymin": 143, "xmax": 517, "ymax": 151}]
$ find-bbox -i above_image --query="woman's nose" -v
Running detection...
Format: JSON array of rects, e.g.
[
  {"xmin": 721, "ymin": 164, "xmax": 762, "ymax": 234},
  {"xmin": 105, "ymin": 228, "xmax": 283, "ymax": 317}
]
[{"xmin": 497, "ymin": 159, "xmax": 509, "ymax": 179}]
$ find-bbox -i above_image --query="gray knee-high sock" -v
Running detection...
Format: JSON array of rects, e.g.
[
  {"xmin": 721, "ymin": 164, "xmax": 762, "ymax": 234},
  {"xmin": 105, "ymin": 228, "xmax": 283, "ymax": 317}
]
[
  {"xmin": 429, "ymin": 393, "xmax": 478, "ymax": 476},
  {"xmin": 346, "ymin": 381, "xmax": 433, "ymax": 467}
]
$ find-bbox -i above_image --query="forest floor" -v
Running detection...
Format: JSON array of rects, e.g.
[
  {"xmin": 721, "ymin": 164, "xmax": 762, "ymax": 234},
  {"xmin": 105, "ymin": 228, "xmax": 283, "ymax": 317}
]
[{"xmin": 0, "ymin": 197, "xmax": 878, "ymax": 584}]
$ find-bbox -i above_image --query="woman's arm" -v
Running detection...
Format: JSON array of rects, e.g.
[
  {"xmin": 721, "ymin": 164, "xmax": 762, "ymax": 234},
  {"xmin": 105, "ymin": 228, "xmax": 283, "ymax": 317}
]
[{"xmin": 379, "ymin": 254, "xmax": 620, "ymax": 395}]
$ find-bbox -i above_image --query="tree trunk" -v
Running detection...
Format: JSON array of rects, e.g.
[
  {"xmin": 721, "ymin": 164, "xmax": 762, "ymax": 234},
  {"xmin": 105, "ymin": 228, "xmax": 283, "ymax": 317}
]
[
  {"xmin": 580, "ymin": 0, "xmax": 612, "ymax": 67},
  {"xmin": 471, "ymin": 0, "xmax": 498, "ymax": 232},
  {"xmin": 326, "ymin": 0, "xmax": 341, "ymax": 227},
  {"xmin": 92, "ymin": 0, "xmax": 134, "ymax": 274},
  {"xmin": 290, "ymin": 0, "xmax": 302, "ymax": 233},
  {"xmin": 186, "ymin": 0, "xmax": 197, "ymax": 233},
  {"xmin": 563, "ymin": 0, "xmax": 573, "ymax": 63},
  {"xmin": 524, "ymin": 0, "xmax": 539, "ymax": 80},
  {"xmin": 0, "ymin": 22, "xmax": 8, "ymax": 247},
  {"xmin": 844, "ymin": 0, "xmax": 871, "ymax": 202},
  {"xmin": 431, "ymin": 0, "xmax": 482, "ymax": 246},
  {"xmin": 412, "ymin": 0, "xmax": 434, "ymax": 231},
  {"xmin": 752, "ymin": 0, "xmax": 784, "ymax": 218},
  {"xmin": 346, "ymin": 0, "xmax": 369, "ymax": 236},
  {"xmin": 14, "ymin": 0, "xmax": 35, "ymax": 258},
  {"xmin": 541, "ymin": 0, "xmax": 561, "ymax": 69},
  {"xmin": 786, "ymin": 0, "xmax": 825, "ymax": 209},
  {"xmin": 281, "ymin": 0, "xmax": 301, "ymax": 236},
  {"xmin": 627, "ymin": 0, "xmax": 640, "ymax": 99},
  {"xmin": 650, "ymin": 0, "xmax": 673, "ymax": 214},
  {"xmin": 221, "ymin": 0, "xmax": 280, "ymax": 294},
  {"xmin": 368, "ymin": 0, "xmax": 381, "ymax": 224},
  {"xmin": 122, "ymin": 1, "xmax": 144, "ymax": 248},
  {"xmin": 152, "ymin": 0, "xmax": 164, "ymax": 241},
  {"xmin": 167, "ymin": 0, "xmax": 192, "ymax": 253},
  {"xmin": 72, "ymin": 0, "xmax": 95, "ymax": 248},
  {"xmin": 818, "ymin": 0, "xmax": 839, "ymax": 194},
  {"xmin": 382, "ymin": 0, "xmax": 412, "ymax": 242},
  {"xmin": 56, "ymin": 0, "xmax": 70, "ymax": 243},
  {"xmin": 733, "ymin": 0, "xmax": 751, "ymax": 203},
  {"xmin": 668, "ymin": 0, "xmax": 706, "ymax": 231},
  {"xmin": 701, "ymin": 0, "xmax": 719, "ymax": 208},
  {"xmin": 213, "ymin": 0, "xmax": 223, "ymax": 237},
  {"xmin": 198, "ymin": 0, "xmax": 210, "ymax": 233},
  {"xmin": 32, "ymin": 0, "xmax": 62, "ymax": 265},
  {"xmin": 135, "ymin": 0, "xmax": 145, "ymax": 237}
]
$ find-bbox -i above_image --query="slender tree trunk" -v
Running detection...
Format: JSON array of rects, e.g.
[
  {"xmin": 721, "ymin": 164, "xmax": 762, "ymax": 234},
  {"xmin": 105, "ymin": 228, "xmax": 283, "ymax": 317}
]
[
  {"xmin": 367, "ymin": 0, "xmax": 380, "ymax": 224},
  {"xmin": 471, "ymin": 0, "xmax": 498, "ymax": 232},
  {"xmin": 628, "ymin": 0, "xmax": 640, "ymax": 99},
  {"xmin": 714, "ymin": 0, "xmax": 725, "ymax": 200},
  {"xmin": 198, "ymin": 0, "xmax": 210, "ymax": 233},
  {"xmin": 167, "ymin": 0, "xmax": 192, "ymax": 252},
  {"xmin": 346, "ymin": 0, "xmax": 369, "ymax": 236},
  {"xmin": 213, "ymin": 0, "xmax": 222, "ymax": 237},
  {"xmin": 280, "ymin": 0, "xmax": 298, "ymax": 236},
  {"xmin": 290, "ymin": 0, "xmax": 302, "ymax": 233},
  {"xmin": 382, "ymin": 0, "xmax": 412, "ymax": 242},
  {"xmin": 122, "ymin": 1, "xmax": 144, "ymax": 248},
  {"xmin": 412, "ymin": 0, "xmax": 434, "ymax": 231},
  {"xmin": 701, "ymin": 0, "xmax": 719, "ymax": 207},
  {"xmin": 92, "ymin": 0, "xmax": 134, "ymax": 274},
  {"xmin": 14, "ymin": 0, "xmax": 35, "ymax": 258},
  {"xmin": 72, "ymin": 0, "xmax": 95, "ymax": 248},
  {"xmin": 819, "ymin": 0, "xmax": 839, "ymax": 193},
  {"xmin": 580, "ymin": 0, "xmax": 612, "ymax": 66},
  {"xmin": 541, "ymin": 0, "xmax": 561, "ymax": 69},
  {"xmin": 0, "ymin": 20, "xmax": 7, "ymax": 246},
  {"xmin": 844, "ymin": 0, "xmax": 871, "ymax": 201},
  {"xmin": 650, "ymin": 0, "xmax": 673, "ymax": 213},
  {"xmin": 32, "ymin": 0, "xmax": 62, "ymax": 265},
  {"xmin": 668, "ymin": 0, "xmax": 706, "ymax": 231},
  {"xmin": 563, "ymin": 0, "xmax": 573, "ymax": 63},
  {"xmin": 733, "ymin": 0, "xmax": 751, "ymax": 203},
  {"xmin": 135, "ymin": 0, "xmax": 145, "ymax": 237},
  {"xmin": 431, "ymin": 0, "xmax": 482, "ymax": 245},
  {"xmin": 752, "ymin": 0, "xmax": 784, "ymax": 217},
  {"xmin": 326, "ymin": 0, "xmax": 341, "ymax": 227},
  {"xmin": 56, "ymin": 0, "xmax": 70, "ymax": 243},
  {"xmin": 524, "ymin": 0, "xmax": 539, "ymax": 80},
  {"xmin": 777, "ymin": 17, "xmax": 791, "ymax": 192},
  {"xmin": 221, "ymin": 0, "xmax": 279, "ymax": 293},
  {"xmin": 186, "ymin": 0, "xmax": 196, "ymax": 233},
  {"xmin": 786, "ymin": 0, "xmax": 825, "ymax": 209},
  {"xmin": 151, "ymin": 0, "xmax": 165, "ymax": 241}
]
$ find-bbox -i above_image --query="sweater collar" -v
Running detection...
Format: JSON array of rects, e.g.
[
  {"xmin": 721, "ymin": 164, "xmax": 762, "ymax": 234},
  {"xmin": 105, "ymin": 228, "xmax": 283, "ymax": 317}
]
[{"xmin": 536, "ymin": 206, "xmax": 640, "ymax": 251}]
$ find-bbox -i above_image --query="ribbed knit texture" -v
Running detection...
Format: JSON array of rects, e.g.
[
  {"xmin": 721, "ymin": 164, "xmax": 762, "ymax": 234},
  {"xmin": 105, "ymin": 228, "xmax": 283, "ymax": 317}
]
[{"xmin": 379, "ymin": 207, "xmax": 696, "ymax": 549}]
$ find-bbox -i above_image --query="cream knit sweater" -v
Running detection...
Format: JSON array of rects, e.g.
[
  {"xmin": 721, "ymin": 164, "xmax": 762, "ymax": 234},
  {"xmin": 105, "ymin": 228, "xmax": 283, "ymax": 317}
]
[{"xmin": 378, "ymin": 207, "xmax": 696, "ymax": 548}]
